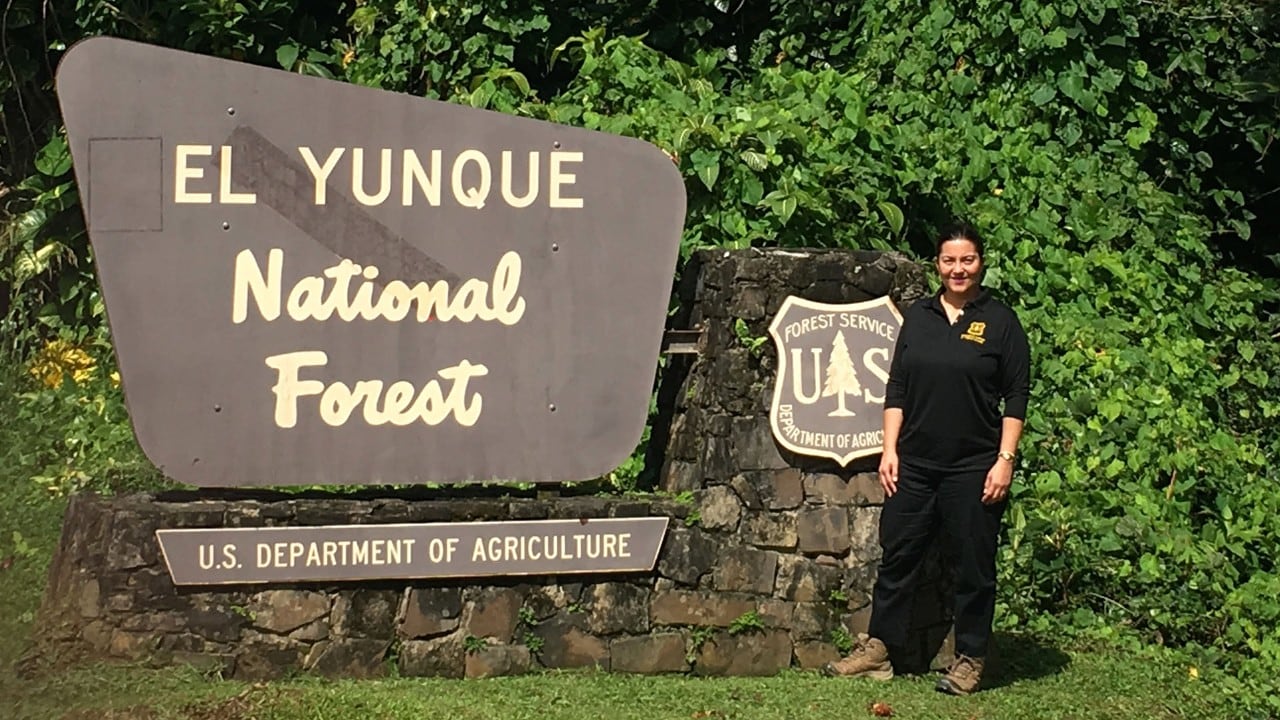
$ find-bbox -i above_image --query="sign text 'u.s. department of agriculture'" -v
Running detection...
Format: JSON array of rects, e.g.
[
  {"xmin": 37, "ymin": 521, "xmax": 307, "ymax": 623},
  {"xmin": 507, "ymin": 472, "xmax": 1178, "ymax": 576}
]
[{"xmin": 156, "ymin": 518, "xmax": 669, "ymax": 585}]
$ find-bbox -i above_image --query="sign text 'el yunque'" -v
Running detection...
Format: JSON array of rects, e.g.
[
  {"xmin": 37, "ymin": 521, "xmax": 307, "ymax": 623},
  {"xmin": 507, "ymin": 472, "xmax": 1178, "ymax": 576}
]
[{"xmin": 56, "ymin": 37, "xmax": 687, "ymax": 487}]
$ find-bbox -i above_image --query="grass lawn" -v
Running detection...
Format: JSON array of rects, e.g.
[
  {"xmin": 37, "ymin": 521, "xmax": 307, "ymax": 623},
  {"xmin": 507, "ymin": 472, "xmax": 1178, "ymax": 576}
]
[
  {"xmin": 0, "ymin": 487, "xmax": 1243, "ymax": 720},
  {"xmin": 1, "ymin": 631, "xmax": 1234, "ymax": 720}
]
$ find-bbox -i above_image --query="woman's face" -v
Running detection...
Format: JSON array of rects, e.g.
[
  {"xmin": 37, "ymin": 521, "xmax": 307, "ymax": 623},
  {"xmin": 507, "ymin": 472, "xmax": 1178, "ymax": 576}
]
[{"xmin": 936, "ymin": 238, "xmax": 983, "ymax": 295}]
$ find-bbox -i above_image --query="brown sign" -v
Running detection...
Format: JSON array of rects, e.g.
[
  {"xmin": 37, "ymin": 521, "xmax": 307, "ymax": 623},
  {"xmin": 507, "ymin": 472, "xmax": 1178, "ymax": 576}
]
[
  {"xmin": 767, "ymin": 296, "xmax": 903, "ymax": 466},
  {"xmin": 155, "ymin": 517, "xmax": 669, "ymax": 585},
  {"xmin": 54, "ymin": 37, "xmax": 686, "ymax": 486}
]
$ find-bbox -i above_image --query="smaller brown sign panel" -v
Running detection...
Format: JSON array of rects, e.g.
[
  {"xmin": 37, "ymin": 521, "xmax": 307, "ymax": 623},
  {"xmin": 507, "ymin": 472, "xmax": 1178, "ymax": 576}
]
[
  {"xmin": 155, "ymin": 518, "xmax": 668, "ymax": 585},
  {"xmin": 767, "ymin": 296, "xmax": 903, "ymax": 466}
]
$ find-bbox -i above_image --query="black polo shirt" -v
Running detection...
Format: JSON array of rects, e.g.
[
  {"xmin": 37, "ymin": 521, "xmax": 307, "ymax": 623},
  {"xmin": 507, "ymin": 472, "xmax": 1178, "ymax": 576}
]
[{"xmin": 884, "ymin": 288, "xmax": 1030, "ymax": 472}]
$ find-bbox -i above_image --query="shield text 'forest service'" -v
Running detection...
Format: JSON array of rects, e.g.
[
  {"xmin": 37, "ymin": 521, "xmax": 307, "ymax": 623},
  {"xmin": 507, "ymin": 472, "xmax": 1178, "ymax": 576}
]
[{"xmin": 767, "ymin": 296, "xmax": 903, "ymax": 466}]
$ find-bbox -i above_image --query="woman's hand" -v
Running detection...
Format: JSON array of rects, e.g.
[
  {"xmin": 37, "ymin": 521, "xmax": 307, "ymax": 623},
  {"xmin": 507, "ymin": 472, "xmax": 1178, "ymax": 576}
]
[
  {"xmin": 878, "ymin": 450, "xmax": 899, "ymax": 497},
  {"xmin": 982, "ymin": 459, "xmax": 1013, "ymax": 505}
]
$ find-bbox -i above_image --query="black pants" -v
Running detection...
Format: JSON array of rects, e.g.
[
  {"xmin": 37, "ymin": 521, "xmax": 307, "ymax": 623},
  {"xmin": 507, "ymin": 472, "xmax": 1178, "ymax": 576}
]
[{"xmin": 867, "ymin": 460, "xmax": 1007, "ymax": 659}]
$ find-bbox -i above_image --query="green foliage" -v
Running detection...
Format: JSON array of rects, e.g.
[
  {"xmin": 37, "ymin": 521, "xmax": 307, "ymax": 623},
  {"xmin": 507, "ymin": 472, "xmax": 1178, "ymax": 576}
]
[
  {"xmin": 340, "ymin": 0, "xmax": 545, "ymax": 103},
  {"xmin": 686, "ymin": 625, "xmax": 716, "ymax": 664},
  {"xmin": 1, "ymin": 340, "xmax": 164, "ymax": 499},
  {"xmin": 517, "ymin": 605, "xmax": 538, "ymax": 627},
  {"xmin": 9, "ymin": 531, "xmax": 38, "ymax": 560},
  {"xmin": 603, "ymin": 384, "xmax": 661, "ymax": 492},
  {"xmin": 733, "ymin": 319, "xmax": 768, "ymax": 356},
  {"xmin": 728, "ymin": 0, "xmax": 1279, "ymax": 262},
  {"xmin": 672, "ymin": 490, "xmax": 696, "ymax": 505},
  {"xmin": 521, "ymin": 632, "xmax": 545, "ymax": 655},
  {"xmin": 527, "ymin": 36, "xmax": 912, "ymax": 256},
  {"xmin": 1, "ymin": 131, "xmax": 95, "ymax": 356},
  {"xmin": 514, "ymin": 604, "xmax": 546, "ymax": 654},
  {"xmin": 830, "ymin": 627, "xmax": 854, "ymax": 656},
  {"xmin": 462, "ymin": 635, "xmax": 490, "ymax": 654},
  {"xmin": 728, "ymin": 610, "xmax": 765, "ymax": 636},
  {"xmin": 229, "ymin": 604, "xmax": 256, "ymax": 622},
  {"xmin": 382, "ymin": 638, "xmax": 404, "ymax": 678}
]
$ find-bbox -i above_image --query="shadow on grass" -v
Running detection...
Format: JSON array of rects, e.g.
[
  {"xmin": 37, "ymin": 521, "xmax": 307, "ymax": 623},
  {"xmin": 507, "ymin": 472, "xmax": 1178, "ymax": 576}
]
[{"xmin": 984, "ymin": 632, "xmax": 1072, "ymax": 689}]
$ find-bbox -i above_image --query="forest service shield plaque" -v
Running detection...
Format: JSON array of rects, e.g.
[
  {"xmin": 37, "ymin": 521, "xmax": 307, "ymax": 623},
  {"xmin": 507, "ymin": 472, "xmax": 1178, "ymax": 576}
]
[{"xmin": 767, "ymin": 296, "xmax": 903, "ymax": 466}]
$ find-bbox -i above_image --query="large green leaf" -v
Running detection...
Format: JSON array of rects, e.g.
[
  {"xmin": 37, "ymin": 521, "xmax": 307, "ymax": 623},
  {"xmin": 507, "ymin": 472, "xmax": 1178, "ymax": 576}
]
[
  {"xmin": 34, "ymin": 135, "xmax": 71, "ymax": 177},
  {"xmin": 1056, "ymin": 71, "xmax": 1086, "ymax": 104},
  {"xmin": 877, "ymin": 201, "xmax": 904, "ymax": 236},
  {"xmin": 276, "ymin": 44, "xmax": 299, "ymax": 70}
]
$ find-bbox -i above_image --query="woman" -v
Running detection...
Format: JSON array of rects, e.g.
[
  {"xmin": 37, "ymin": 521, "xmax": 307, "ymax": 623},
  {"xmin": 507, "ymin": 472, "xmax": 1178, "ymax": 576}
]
[{"xmin": 823, "ymin": 222, "xmax": 1031, "ymax": 696}]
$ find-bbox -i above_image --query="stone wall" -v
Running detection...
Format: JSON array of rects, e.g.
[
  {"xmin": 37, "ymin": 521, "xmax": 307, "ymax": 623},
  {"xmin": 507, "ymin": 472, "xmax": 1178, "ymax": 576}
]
[
  {"xmin": 27, "ymin": 488, "xmax": 945, "ymax": 679},
  {"xmin": 27, "ymin": 248, "xmax": 956, "ymax": 679}
]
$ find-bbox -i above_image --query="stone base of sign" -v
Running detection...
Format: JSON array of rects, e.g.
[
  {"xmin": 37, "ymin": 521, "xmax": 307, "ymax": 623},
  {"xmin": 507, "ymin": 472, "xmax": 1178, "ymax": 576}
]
[{"xmin": 24, "ymin": 488, "xmax": 953, "ymax": 680}]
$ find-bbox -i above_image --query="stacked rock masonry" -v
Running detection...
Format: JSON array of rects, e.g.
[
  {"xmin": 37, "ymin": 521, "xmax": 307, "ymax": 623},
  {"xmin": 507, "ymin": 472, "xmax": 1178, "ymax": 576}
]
[{"xmin": 27, "ymin": 248, "xmax": 957, "ymax": 679}]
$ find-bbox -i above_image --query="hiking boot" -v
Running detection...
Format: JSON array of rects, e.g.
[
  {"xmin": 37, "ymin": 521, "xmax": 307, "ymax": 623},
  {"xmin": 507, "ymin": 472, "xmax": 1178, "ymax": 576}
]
[
  {"xmin": 935, "ymin": 654, "xmax": 985, "ymax": 695},
  {"xmin": 821, "ymin": 635, "xmax": 894, "ymax": 680}
]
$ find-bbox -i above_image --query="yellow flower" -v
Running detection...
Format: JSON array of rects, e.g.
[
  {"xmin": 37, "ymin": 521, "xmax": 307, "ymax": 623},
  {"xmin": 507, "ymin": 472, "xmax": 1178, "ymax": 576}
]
[
  {"xmin": 1188, "ymin": 666, "xmax": 1199, "ymax": 680},
  {"xmin": 30, "ymin": 364, "xmax": 64, "ymax": 389},
  {"xmin": 27, "ymin": 339, "xmax": 98, "ymax": 388}
]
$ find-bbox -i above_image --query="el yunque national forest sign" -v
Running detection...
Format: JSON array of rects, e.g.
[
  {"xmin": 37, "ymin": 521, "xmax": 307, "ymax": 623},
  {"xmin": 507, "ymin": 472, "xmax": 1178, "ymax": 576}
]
[
  {"xmin": 56, "ymin": 37, "xmax": 686, "ymax": 489},
  {"xmin": 55, "ymin": 37, "xmax": 684, "ymax": 584}
]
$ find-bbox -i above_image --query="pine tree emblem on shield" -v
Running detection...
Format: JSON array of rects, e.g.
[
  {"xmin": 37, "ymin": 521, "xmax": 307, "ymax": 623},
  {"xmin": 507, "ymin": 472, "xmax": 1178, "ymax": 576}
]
[{"xmin": 767, "ymin": 296, "xmax": 904, "ymax": 466}]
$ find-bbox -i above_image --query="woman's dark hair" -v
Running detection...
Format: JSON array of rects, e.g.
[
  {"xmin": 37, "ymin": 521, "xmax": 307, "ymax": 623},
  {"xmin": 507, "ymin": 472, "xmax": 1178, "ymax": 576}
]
[{"xmin": 935, "ymin": 222, "xmax": 984, "ymax": 258}]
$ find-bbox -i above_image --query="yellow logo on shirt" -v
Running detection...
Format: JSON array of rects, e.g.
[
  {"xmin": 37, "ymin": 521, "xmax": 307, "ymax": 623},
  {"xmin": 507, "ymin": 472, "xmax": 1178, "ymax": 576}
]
[{"xmin": 960, "ymin": 321, "xmax": 987, "ymax": 344}]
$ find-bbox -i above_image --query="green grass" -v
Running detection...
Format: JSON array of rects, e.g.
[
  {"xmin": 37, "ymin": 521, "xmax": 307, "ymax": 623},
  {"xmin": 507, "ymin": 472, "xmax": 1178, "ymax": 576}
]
[
  {"xmin": 1, "ymin": 645, "xmax": 1235, "ymax": 720},
  {"xmin": 219, "ymin": 655, "xmax": 1229, "ymax": 720}
]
